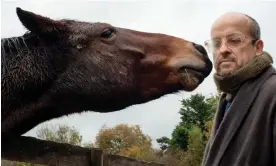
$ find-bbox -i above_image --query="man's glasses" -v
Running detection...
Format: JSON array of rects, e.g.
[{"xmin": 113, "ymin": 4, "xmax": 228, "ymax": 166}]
[{"xmin": 204, "ymin": 34, "xmax": 257, "ymax": 54}]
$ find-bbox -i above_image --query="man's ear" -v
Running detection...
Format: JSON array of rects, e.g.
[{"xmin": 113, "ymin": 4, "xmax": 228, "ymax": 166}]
[
  {"xmin": 16, "ymin": 7, "xmax": 66, "ymax": 36},
  {"xmin": 254, "ymin": 39, "xmax": 264, "ymax": 56}
]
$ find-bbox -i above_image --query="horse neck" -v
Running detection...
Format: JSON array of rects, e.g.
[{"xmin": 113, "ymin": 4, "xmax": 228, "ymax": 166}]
[{"xmin": 1, "ymin": 33, "xmax": 57, "ymax": 112}]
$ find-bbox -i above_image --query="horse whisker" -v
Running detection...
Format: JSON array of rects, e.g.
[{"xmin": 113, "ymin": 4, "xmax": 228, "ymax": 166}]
[{"xmin": 185, "ymin": 69, "xmax": 191, "ymax": 84}]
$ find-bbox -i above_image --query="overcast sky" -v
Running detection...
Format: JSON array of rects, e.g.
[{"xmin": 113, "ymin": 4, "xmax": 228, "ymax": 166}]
[{"xmin": 2, "ymin": 0, "xmax": 276, "ymax": 148}]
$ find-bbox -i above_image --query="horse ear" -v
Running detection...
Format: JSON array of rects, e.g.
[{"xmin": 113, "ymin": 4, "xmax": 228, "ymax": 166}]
[{"xmin": 16, "ymin": 7, "xmax": 66, "ymax": 35}]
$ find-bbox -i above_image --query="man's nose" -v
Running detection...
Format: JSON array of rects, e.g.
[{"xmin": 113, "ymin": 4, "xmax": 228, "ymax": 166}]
[{"xmin": 219, "ymin": 42, "xmax": 231, "ymax": 54}]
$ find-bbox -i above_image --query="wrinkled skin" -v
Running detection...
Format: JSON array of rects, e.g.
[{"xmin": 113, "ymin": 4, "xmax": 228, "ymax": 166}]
[{"xmin": 1, "ymin": 8, "xmax": 212, "ymax": 140}]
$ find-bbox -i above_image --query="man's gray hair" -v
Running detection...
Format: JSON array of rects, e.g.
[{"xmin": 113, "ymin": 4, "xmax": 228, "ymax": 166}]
[{"xmin": 244, "ymin": 14, "xmax": 261, "ymax": 40}]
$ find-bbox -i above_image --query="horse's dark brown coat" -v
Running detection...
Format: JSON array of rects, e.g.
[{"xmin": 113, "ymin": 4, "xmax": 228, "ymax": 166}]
[{"xmin": 1, "ymin": 8, "xmax": 212, "ymax": 141}]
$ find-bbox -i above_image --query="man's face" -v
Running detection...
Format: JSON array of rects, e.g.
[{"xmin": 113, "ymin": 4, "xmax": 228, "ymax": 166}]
[{"xmin": 206, "ymin": 13, "xmax": 263, "ymax": 77}]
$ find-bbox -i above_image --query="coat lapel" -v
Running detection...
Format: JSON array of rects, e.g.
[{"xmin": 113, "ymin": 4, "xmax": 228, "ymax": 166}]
[
  {"xmin": 204, "ymin": 67, "xmax": 275, "ymax": 166},
  {"xmin": 207, "ymin": 93, "xmax": 226, "ymax": 145}
]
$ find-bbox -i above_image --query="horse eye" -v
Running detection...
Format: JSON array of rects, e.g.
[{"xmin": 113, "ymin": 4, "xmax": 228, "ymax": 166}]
[{"xmin": 101, "ymin": 28, "xmax": 115, "ymax": 38}]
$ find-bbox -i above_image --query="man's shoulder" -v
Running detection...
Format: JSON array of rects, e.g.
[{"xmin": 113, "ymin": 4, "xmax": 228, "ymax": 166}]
[{"xmin": 259, "ymin": 67, "xmax": 276, "ymax": 96}]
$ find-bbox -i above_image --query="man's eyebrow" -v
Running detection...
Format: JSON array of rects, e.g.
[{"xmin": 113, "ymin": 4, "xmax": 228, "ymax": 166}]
[
  {"xmin": 210, "ymin": 37, "xmax": 220, "ymax": 40},
  {"xmin": 211, "ymin": 32, "xmax": 243, "ymax": 39}
]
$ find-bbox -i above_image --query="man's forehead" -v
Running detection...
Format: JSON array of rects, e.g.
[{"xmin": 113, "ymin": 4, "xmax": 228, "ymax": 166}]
[{"xmin": 210, "ymin": 12, "xmax": 251, "ymax": 38}]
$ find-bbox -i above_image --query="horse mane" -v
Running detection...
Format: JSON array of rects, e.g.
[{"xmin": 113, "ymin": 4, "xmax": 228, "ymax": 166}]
[
  {"xmin": 1, "ymin": 32, "xmax": 39, "ymax": 75},
  {"xmin": 1, "ymin": 32, "xmax": 33, "ymax": 53}
]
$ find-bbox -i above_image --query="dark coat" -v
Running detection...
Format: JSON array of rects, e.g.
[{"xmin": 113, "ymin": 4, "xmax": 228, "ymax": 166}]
[{"xmin": 202, "ymin": 66, "xmax": 276, "ymax": 166}]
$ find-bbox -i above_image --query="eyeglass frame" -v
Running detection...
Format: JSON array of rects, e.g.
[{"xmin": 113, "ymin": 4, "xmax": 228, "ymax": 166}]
[{"xmin": 204, "ymin": 33, "xmax": 258, "ymax": 54}]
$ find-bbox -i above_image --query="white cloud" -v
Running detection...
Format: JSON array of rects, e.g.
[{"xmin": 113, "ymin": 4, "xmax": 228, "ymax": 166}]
[{"xmin": 2, "ymin": 0, "xmax": 276, "ymax": 148}]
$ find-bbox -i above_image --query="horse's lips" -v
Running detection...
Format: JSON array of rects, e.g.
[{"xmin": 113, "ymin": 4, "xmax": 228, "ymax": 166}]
[{"xmin": 178, "ymin": 68, "xmax": 205, "ymax": 89}]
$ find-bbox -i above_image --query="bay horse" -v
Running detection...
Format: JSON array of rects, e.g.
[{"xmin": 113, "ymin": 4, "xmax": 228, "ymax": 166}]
[{"xmin": 1, "ymin": 8, "xmax": 212, "ymax": 142}]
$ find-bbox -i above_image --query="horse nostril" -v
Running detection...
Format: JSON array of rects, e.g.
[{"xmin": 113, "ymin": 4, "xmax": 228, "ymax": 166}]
[{"xmin": 192, "ymin": 42, "xmax": 208, "ymax": 56}]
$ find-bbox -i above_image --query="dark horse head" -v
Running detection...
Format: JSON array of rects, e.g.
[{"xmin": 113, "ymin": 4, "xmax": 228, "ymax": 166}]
[{"xmin": 1, "ymin": 8, "xmax": 212, "ymax": 139}]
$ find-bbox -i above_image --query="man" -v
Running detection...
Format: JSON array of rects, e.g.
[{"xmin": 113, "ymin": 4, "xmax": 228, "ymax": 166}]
[{"xmin": 202, "ymin": 12, "xmax": 276, "ymax": 166}]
